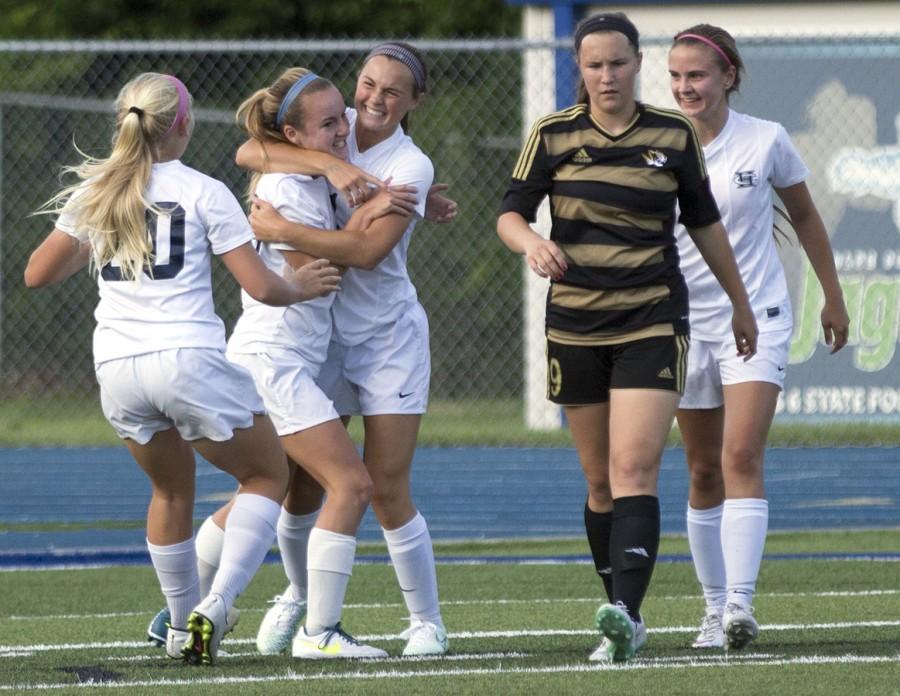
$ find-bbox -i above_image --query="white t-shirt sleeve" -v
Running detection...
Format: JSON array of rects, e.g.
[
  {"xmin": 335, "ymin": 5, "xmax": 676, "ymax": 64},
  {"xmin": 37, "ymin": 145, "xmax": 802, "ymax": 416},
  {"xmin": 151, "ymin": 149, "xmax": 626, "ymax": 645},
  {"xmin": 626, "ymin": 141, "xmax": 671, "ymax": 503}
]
[
  {"xmin": 266, "ymin": 176, "xmax": 333, "ymax": 254},
  {"xmin": 203, "ymin": 181, "xmax": 255, "ymax": 255},
  {"xmin": 55, "ymin": 188, "xmax": 88, "ymax": 241},
  {"xmin": 382, "ymin": 148, "xmax": 434, "ymax": 218},
  {"xmin": 771, "ymin": 124, "xmax": 809, "ymax": 189}
]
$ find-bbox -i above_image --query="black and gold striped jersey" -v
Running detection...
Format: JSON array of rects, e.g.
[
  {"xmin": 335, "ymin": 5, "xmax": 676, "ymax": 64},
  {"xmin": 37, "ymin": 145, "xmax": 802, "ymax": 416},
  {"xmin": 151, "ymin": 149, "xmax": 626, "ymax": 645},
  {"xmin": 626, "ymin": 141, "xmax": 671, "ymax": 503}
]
[{"xmin": 500, "ymin": 102, "xmax": 720, "ymax": 345}]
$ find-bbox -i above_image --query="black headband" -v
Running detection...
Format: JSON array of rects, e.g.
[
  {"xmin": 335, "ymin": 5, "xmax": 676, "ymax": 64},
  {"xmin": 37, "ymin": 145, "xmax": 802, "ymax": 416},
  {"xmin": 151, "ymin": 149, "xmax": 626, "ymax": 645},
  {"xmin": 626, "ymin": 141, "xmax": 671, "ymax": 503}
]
[{"xmin": 574, "ymin": 14, "xmax": 640, "ymax": 52}]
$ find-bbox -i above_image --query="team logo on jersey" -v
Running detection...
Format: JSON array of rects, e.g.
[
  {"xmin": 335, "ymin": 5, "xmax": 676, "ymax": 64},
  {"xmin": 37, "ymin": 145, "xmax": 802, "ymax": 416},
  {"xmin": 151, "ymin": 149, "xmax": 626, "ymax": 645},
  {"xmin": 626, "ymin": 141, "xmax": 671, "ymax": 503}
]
[
  {"xmin": 641, "ymin": 149, "xmax": 668, "ymax": 167},
  {"xmin": 733, "ymin": 170, "xmax": 759, "ymax": 188},
  {"xmin": 571, "ymin": 147, "xmax": 592, "ymax": 164}
]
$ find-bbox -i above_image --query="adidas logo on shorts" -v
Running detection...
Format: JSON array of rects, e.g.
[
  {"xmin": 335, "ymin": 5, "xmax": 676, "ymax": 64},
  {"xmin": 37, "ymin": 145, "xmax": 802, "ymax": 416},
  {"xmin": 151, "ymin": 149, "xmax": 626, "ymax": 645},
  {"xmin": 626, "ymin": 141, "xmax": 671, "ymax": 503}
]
[{"xmin": 657, "ymin": 366, "xmax": 674, "ymax": 379}]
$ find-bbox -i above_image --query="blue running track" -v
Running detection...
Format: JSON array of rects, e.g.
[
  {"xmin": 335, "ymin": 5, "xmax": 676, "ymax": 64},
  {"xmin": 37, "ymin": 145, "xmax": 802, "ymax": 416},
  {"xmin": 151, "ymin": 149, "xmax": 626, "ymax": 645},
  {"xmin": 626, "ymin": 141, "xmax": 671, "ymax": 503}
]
[{"xmin": 1, "ymin": 446, "xmax": 898, "ymax": 565}]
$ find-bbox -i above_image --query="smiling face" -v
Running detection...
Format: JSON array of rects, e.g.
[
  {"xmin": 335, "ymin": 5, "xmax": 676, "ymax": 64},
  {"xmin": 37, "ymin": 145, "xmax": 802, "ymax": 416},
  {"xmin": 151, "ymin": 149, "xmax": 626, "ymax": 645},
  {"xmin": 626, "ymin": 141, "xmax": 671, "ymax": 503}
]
[
  {"xmin": 284, "ymin": 84, "xmax": 349, "ymax": 160},
  {"xmin": 353, "ymin": 55, "xmax": 419, "ymax": 144},
  {"xmin": 577, "ymin": 31, "xmax": 642, "ymax": 120},
  {"xmin": 668, "ymin": 43, "xmax": 735, "ymax": 125}
]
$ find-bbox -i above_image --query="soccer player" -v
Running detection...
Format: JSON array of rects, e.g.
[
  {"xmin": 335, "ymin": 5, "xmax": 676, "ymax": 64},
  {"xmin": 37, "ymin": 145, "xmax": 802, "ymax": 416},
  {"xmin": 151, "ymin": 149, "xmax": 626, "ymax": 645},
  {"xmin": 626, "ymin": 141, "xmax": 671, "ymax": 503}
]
[
  {"xmin": 496, "ymin": 13, "xmax": 758, "ymax": 662},
  {"xmin": 228, "ymin": 66, "xmax": 418, "ymax": 658},
  {"xmin": 668, "ymin": 24, "xmax": 849, "ymax": 650},
  {"xmin": 237, "ymin": 42, "xmax": 450, "ymax": 656},
  {"xmin": 24, "ymin": 72, "xmax": 340, "ymax": 665}
]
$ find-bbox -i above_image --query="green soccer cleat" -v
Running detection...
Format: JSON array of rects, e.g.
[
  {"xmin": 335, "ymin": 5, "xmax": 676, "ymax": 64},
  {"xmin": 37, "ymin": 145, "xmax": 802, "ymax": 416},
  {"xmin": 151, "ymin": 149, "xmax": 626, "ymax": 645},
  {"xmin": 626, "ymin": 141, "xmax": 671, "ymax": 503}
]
[
  {"xmin": 593, "ymin": 602, "xmax": 645, "ymax": 662},
  {"xmin": 182, "ymin": 594, "xmax": 239, "ymax": 666}
]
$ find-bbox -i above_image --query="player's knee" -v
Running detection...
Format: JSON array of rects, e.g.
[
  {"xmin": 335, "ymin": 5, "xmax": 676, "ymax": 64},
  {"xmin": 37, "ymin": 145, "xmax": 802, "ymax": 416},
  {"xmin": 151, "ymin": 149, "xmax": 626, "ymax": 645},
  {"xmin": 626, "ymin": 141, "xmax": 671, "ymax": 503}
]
[
  {"xmin": 689, "ymin": 460, "xmax": 724, "ymax": 493},
  {"xmin": 723, "ymin": 444, "xmax": 764, "ymax": 481}
]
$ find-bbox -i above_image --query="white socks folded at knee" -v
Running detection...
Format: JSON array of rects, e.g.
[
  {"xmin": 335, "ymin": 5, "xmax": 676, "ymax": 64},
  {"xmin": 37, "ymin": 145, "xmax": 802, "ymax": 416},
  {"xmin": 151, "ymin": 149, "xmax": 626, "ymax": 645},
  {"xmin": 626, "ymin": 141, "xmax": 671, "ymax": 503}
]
[
  {"xmin": 722, "ymin": 498, "xmax": 769, "ymax": 607},
  {"xmin": 383, "ymin": 512, "xmax": 444, "ymax": 628},
  {"xmin": 687, "ymin": 503, "xmax": 726, "ymax": 611},
  {"xmin": 210, "ymin": 493, "xmax": 281, "ymax": 610},
  {"xmin": 688, "ymin": 498, "xmax": 769, "ymax": 610},
  {"xmin": 277, "ymin": 508, "xmax": 319, "ymax": 603},
  {"xmin": 305, "ymin": 527, "xmax": 357, "ymax": 634},
  {"xmin": 194, "ymin": 516, "xmax": 225, "ymax": 597},
  {"xmin": 147, "ymin": 536, "xmax": 200, "ymax": 630}
]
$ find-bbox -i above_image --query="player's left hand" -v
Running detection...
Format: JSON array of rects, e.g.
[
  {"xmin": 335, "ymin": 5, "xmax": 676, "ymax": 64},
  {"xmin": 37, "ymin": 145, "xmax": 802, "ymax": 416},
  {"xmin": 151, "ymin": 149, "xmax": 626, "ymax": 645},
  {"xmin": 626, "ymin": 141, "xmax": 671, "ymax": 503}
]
[
  {"xmin": 822, "ymin": 298, "xmax": 850, "ymax": 353},
  {"xmin": 732, "ymin": 303, "xmax": 759, "ymax": 361},
  {"xmin": 249, "ymin": 196, "xmax": 290, "ymax": 243},
  {"xmin": 424, "ymin": 183, "xmax": 458, "ymax": 223}
]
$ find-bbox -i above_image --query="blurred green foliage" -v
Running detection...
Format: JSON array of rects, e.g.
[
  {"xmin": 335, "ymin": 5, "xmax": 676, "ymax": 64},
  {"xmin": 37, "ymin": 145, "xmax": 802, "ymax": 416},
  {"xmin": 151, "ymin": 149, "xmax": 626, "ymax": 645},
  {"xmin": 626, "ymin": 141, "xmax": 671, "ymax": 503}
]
[{"xmin": 0, "ymin": 0, "xmax": 522, "ymax": 38}]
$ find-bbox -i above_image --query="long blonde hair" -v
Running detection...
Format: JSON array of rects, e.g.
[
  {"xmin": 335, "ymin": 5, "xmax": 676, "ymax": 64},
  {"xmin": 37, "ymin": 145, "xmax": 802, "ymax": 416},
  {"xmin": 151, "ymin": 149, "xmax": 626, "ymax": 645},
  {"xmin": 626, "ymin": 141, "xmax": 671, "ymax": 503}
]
[
  {"xmin": 235, "ymin": 67, "xmax": 333, "ymax": 202},
  {"xmin": 43, "ymin": 72, "xmax": 191, "ymax": 281}
]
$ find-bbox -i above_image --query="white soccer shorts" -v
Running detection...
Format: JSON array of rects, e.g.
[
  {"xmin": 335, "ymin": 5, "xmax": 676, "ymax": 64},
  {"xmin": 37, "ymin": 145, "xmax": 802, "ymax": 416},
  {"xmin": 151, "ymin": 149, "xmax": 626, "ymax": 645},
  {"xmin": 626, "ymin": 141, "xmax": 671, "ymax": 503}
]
[
  {"xmin": 679, "ymin": 326, "xmax": 792, "ymax": 410},
  {"xmin": 226, "ymin": 347, "xmax": 339, "ymax": 436},
  {"xmin": 318, "ymin": 302, "xmax": 431, "ymax": 416},
  {"xmin": 96, "ymin": 347, "xmax": 266, "ymax": 444}
]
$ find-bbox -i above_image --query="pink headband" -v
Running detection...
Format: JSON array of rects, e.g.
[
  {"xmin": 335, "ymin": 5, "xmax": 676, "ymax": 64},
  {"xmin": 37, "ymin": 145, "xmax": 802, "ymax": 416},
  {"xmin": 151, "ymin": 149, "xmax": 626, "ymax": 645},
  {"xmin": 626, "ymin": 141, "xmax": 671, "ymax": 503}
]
[
  {"xmin": 164, "ymin": 75, "xmax": 190, "ymax": 135},
  {"xmin": 676, "ymin": 33, "xmax": 734, "ymax": 68}
]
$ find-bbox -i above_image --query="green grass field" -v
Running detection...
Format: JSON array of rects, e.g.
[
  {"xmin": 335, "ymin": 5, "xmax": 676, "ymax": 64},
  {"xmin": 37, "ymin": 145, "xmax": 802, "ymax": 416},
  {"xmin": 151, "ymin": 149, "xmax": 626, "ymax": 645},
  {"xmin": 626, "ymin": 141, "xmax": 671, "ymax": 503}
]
[
  {"xmin": 2, "ymin": 531, "xmax": 899, "ymax": 695},
  {"xmin": 3, "ymin": 396, "xmax": 900, "ymax": 447}
]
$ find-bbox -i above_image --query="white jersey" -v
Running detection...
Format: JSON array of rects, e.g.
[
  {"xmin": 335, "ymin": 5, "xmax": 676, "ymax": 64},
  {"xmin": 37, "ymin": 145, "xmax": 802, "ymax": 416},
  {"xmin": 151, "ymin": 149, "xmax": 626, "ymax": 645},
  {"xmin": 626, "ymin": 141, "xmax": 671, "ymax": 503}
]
[
  {"xmin": 331, "ymin": 108, "xmax": 434, "ymax": 346},
  {"xmin": 57, "ymin": 160, "xmax": 253, "ymax": 363},
  {"xmin": 675, "ymin": 110, "xmax": 808, "ymax": 340},
  {"xmin": 227, "ymin": 172, "xmax": 335, "ymax": 364}
]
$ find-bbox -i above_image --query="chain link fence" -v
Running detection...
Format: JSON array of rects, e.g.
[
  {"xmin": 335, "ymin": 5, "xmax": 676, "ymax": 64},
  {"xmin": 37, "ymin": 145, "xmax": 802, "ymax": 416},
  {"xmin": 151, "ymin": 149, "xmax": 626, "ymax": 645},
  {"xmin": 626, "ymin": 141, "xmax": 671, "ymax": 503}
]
[{"xmin": 1, "ymin": 35, "xmax": 899, "ymax": 445}]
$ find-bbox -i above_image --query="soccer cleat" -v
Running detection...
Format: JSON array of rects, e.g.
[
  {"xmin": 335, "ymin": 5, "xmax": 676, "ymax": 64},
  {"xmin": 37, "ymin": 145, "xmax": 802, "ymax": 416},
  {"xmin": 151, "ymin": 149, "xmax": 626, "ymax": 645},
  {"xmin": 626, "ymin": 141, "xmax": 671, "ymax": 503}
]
[
  {"xmin": 256, "ymin": 592, "xmax": 307, "ymax": 655},
  {"xmin": 593, "ymin": 602, "xmax": 646, "ymax": 662},
  {"xmin": 147, "ymin": 606, "xmax": 171, "ymax": 647},
  {"xmin": 589, "ymin": 619, "xmax": 647, "ymax": 662},
  {"xmin": 691, "ymin": 608, "xmax": 725, "ymax": 648},
  {"xmin": 165, "ymin": 626, "xmax": 190, "ymax": 659},
  {"xmin": 182, "ymin": 594, "xmax": 239, "ymax": 666},
  {"xmin": 291, "ymin": 623, "xmax": 388, "ymax": 659},
  {"xmin": 692, "ymin": 608, "xmax": 725, "ymax": 649},
  {"xmin": 723, "ymin": 602, "xmax": 759, "ymax": 651},
  {"xmin": 400, "ymin": 618, "xmax": 449, "ymax": 656}
]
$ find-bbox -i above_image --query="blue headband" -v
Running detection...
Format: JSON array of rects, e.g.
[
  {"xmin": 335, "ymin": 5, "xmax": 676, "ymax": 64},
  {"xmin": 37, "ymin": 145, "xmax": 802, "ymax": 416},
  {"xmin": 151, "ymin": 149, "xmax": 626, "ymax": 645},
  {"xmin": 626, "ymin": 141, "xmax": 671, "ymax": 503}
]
[{"xmin": 275, "ymin": 72, "xmax": 320, "ymax": 128}]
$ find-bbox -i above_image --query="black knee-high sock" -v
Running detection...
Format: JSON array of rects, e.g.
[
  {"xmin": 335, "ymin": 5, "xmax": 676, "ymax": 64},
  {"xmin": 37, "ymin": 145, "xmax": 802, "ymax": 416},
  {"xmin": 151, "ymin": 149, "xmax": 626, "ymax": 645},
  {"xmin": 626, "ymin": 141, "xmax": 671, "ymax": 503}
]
[
  {"xmin": 610, "ymin": 495, "xmax": 660, "ymax": 621},
  {"xmin": 583, "ymin": 502, "xmax": 614, "ymax": 602}
]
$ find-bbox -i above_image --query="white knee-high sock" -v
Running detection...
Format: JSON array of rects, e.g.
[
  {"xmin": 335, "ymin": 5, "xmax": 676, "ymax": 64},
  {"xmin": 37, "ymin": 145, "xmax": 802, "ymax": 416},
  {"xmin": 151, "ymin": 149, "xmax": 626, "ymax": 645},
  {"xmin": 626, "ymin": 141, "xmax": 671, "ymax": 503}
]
[
  {"xmin": 210, "ymin": 493, "xmax": 280, "ymax": 610},
  {"xmin": 687, "ymin": 503, "xmax": 726, "ymax": 613},
  {"xmin": 383, "ymin": 512, "xmax": 443, "ymax": 627},
  {"xmin": 305, "ymin": 527, "xmax": 356, "ymax": 634},
  {"xmin": 195, "ymin": 516, "xmax": 225, "ymax": 597},
  {"xmin": 722, "ymin": 498, "xmax": 769, "ymax": 607},
  {"xmin": 147, "ymin": 537, "xmax": 200, "ymax": 630},
  {"xmin": 277, "ymin": 508, "xmax": 319, "ymax": 602}
]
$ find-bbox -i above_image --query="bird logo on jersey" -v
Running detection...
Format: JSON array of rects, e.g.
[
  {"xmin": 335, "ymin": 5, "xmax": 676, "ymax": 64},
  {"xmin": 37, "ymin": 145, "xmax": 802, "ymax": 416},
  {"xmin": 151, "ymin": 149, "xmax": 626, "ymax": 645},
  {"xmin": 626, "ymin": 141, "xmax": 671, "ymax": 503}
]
[
  {"xmin": 733, "ymin": 170, "xmax": 759, "ymax": 188},
  {"xmin": 641, "ymin": 149, "xmax": 668, "ymax": 167}
]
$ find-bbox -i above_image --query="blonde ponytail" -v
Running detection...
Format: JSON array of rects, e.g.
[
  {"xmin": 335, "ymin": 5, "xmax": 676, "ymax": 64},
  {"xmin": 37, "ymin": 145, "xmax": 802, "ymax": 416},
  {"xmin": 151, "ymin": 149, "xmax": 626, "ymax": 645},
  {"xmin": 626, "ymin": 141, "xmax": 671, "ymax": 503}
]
[
  {"xmin": 41, "ymin": 72, "xmax": 192, "ymax": 281},
  {"xmin": 235, "ymin": 67, "xmax": 332, "ymax": 202}
]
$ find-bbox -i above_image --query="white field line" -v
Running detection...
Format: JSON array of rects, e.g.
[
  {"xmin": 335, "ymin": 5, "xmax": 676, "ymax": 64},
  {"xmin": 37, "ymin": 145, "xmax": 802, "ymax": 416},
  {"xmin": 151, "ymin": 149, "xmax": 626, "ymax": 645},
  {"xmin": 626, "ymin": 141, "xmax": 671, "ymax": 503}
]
[
  {"xmin": 7, "ymin": 587, "xmax": 900, "ymax": 621},
  {"xmin": 4, "ymin": 553, "xmax": 900, "ymax": 572},
  {"xmin": 4, "ymin": 619, "xmax": 900, "ymax": 656},
  {"xmin": 105, "ymin": 650, "xmax": 533, "ymax": 663},
  {"xmin": 1, "ymin": 654, "xmax": 899, "ymax": 691}
]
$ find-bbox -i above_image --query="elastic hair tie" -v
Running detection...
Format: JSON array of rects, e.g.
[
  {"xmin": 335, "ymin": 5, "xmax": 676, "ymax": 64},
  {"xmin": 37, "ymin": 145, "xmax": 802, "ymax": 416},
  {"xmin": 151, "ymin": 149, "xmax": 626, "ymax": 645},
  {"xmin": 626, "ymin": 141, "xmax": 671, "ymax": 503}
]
[
  {"xmin": 364, "ymin": 43, "xmax": 426, "ymax": 93},
  {"xmin": 275, "ymin": 73, "xmax": 320, "ymax": 128},
  {"xmin": 164, "ymin": 75, "xmax": 190, "ymax": 135},
  {"xmin": 676, "ymin": 33, "xmax": 734, "ymax": 68},
  {"xmin": 128, "ymin": 106, "xmax": 144, "ymax": 118}
]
